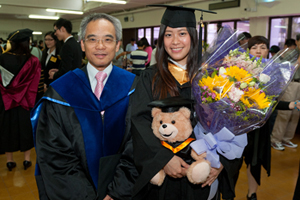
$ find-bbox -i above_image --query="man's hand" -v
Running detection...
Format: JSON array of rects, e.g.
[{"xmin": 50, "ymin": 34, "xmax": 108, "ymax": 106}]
[
  {"xmin": 202, "ymin": 163, "xmax": 224, "ymax": 187},
  {"xmin": 163, "ymin": 155, "xmax": 189, "ymax": 178},
  {"xmin": 103, "ymin": 195, "xmax": 114, "ymax": 200},
  {"xmin": 48, "ymin": 69, "xmax": 59, "ymax": 79}
]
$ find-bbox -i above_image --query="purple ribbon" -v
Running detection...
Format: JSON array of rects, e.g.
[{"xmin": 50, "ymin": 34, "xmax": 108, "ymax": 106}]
[{"xmin": 191, "ymin": 122, "xmax": 248, "ymax": 168}]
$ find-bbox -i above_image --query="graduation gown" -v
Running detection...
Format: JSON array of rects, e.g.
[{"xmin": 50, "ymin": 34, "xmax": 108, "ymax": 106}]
[
  {"xmin": 243, "ymin": 101, "xmax": 290, "ymax": 185},
  {"xmin": 131, "ymin": 65, "xmax": 238, "ymax": 200},
  {"xmin": 32, "ymin": 66, "xmax": 136, "ymax": 200},
  {"xmin": 0, "ymin": 54, "xmax": 41, "ymax": 152}
]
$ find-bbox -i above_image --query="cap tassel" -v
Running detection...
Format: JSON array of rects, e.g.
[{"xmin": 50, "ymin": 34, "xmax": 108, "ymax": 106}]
[{"xmin": 2, "ymin": 31, "xmax": 19, "ymax": 54}]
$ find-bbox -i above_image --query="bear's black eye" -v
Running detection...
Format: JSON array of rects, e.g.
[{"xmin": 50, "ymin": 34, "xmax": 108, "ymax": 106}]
[
  {"xmin": 160, "ymin": 120, "xmax": 163, "ymax": 124},
  {"xmin": 171, "ymin": 120, "xmax": 175, "ymax": 124}
]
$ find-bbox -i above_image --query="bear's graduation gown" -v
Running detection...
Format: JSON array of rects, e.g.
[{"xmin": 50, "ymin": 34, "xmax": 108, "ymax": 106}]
[{"xmin": 31, "ymin": 66, "xmax": 137, "ymax": 200}]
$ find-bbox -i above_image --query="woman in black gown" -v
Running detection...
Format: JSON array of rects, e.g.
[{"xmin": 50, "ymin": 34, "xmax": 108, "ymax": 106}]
[
  {"xmin": 130, "ymin": 5, "xmax": 241, "ymax": 200},
  {"xmin": 0, "ymin": 29, "xmax": 41, "ymax": 171}
]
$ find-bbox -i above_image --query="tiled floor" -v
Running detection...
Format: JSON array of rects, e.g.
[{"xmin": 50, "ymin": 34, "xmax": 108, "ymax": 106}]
[{"xmin": 0, "ymin": 134, "xmax": 299, "ymax": 200}]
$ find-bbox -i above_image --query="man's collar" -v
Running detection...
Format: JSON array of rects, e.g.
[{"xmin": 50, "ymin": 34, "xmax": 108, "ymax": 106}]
[{"xmin": 64, "ymin": 35, "xmax": 73, "ymax": 43}]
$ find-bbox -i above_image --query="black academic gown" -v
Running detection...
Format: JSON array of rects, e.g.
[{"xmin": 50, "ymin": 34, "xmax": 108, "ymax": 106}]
[
  {"xmin": 243, "ymin": 101, "xmax": 290, "ymax": 185},
  {"xmin": 131, "ymin": 65, "xmax": 238, "ymax": 200},
  {"xmin": 32, "ymin": 66, "xmax": 137, "ymax": 200}
]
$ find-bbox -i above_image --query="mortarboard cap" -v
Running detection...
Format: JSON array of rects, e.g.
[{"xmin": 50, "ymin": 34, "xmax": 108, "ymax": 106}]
[
  {"xmin": 7, "ymin": 28, "xmax": 33, "ymax": 43},
  {"xmin": 3, "ymin": 29, "xmax": 33, "ymax": 54},
  {"xmin": 148, "ymin": 4, "xmax": 216, "ymax": 64},
  {"xmin": 148, "ymin": 96, "xmax": 194, "ymax": 113},
  {"xmin": 148, "ymin": 4, "xmax": 216, "ymax": 28}
]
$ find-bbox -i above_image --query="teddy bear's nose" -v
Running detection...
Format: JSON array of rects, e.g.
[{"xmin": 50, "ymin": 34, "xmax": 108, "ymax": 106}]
[{"xmin": 162, "ymin": 124, "xmax": 167, "ymax": 128}]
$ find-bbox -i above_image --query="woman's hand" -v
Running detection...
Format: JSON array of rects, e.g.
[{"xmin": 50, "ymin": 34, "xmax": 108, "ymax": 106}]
[
  {"xmin": 163, "ymin": 155, "xmax": 190, "ymax": 178},
  {"xmin": 202, "ymin": 163, "xmax": 224, "ymax": 187},
  {"xmin": 289, "ymin": 100, "xmax": 300, "ymax": 111}
]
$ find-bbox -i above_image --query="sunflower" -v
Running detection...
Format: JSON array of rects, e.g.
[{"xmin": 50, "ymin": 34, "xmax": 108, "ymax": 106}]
[
  {"xmin": 199, "ymin": 75, "xmax": 233, "ymax": 100},
  {"xmin": 240, "ymin": 87, "xmax": 271, "ymax": 109},
  {"xmin": 224, "ymin": 66, "xmax": 253, "ymax": 84}
]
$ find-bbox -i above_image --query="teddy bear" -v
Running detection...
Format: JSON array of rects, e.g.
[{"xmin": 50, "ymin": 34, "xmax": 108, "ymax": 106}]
[{"xmin": 150, "ymin": 105, "xmax": 211, "ymax": 186}]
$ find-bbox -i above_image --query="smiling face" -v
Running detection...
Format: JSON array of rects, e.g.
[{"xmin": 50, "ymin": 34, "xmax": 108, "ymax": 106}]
[
  {"xmin": 163, "ymin": 26, "xmax": 191, "ymax": 66},
  {"xmin": 249, "ymin": 43, "xmax": 269, "ymax": 59},
  {"xmin": 44, "ymin": 34, "xmax": 56, "ymax": 50},
  {"xmin": 80, "ymin": 19, "xmax": 120, "ymax": 71}
]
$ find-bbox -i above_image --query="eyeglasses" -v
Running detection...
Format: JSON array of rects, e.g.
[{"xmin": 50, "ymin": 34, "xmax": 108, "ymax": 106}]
[
  {"xmin": 84, "ymin": 37, "xmax": 117, "ymax": 46},
  {"xmin": 45, "ymin": 39, "xmax": 54, "ymax": 41}
]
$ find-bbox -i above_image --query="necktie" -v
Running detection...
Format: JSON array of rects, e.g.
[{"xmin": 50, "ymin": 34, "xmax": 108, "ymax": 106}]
[{"xmin": 94, "ymin": 71, "xmax": 107, "ymax": 100}]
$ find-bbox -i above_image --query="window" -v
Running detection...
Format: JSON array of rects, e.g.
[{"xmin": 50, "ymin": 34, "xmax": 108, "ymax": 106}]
[
  {"xmin": 237, "ymin": 21, "xmax": 250, "ymax": 35},
  {"xmin": 145, "ymin": 28, "xmax": 151, "ymax": 45},
  {"xmin": 153, "ymin": 27, "xmax": 160, "ymax": 43},
  {"xmin": 269, "ymin": 18, "xmax": 288, "ymax": 49},
  {"xmin": 138, "ymin": 28, "xmax": 144, "ymax": 41},
  {"xmin": 291, "ymin": 17, "xmax": 300, "ymax": 40}
]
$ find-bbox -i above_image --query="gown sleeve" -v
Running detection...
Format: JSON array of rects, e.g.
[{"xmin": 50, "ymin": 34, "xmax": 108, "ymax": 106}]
[{"xmin": 36, "ymin": 100, "xmax": 97, "ymax": 200}]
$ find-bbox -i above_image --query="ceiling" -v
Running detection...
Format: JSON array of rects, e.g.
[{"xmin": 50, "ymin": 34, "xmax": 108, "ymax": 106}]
[{"xmin": 0, "ymin": 0, "xmax": 211, "ymax": 21}]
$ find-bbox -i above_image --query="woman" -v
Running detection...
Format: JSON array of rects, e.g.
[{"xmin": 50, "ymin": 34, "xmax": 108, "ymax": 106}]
[
  {"xmin": 41, "ymin": 31, "xmax": 61, "ymax": 89},
  {"xmin": 243, "ymin": 36, "xmax": 300, "ymax": 200},
  {"xmin": 140, "ymin": 37, "xmax": 152, "ymax": 67},
  {"xmin": 131, "ymin": 5, "xmax": 238, "ymax": 200},
  {"xmin": 0, "ymin": 29, "xmax": 41, "ymax": 171}
]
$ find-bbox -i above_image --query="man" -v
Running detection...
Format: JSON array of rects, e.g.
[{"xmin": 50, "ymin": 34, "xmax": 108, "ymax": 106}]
[
  {"xmin": 237, "ymin": 32, "xmax": 252, "ymax": 50},
  {"xmin": 130, "ymin": 40, "xmax": 148, "ymax": 76},
  {"xmin": 125, "ymin": 38, "xmax": 137, "ymax": 59},
  {"xmin": 32, "ymin": 13, "xmax": 137, "ymax": 200},
  {"xmin": 271, "ymin": 38, "xmax": 300, "ymax": 150},
  {"xmin": 49, "ymin": 18, "xmax": 82, "ymax": 80}
]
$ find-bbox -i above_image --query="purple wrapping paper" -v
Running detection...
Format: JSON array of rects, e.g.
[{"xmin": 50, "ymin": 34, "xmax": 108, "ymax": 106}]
[{"xmin": 193, "ymin": 26, "xmax": 299, "ymax": 136}]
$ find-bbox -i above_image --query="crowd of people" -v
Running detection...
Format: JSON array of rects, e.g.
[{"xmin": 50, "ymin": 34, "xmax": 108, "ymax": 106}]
[{"xmin": 1, "ymin": 4, "xmax": 300, "ymax": 200}]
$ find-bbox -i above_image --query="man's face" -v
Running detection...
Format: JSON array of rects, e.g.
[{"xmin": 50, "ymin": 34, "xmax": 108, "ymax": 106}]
[
  {"xmin": 80, "ymin": 19, "xmax": 120, "ymax": 71},
  {"xmin": 54, "ymin": 25, "xmax": 63, "ymax": 41}
]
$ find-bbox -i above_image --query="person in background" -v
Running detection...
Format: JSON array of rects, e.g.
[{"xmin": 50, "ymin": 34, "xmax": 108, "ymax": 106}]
[
  {"xmin": 0, "ymin": 29, "xmax": 41, "ymax": 171},
  {"xmin": 270, "ymin": 38, "xmax": 300, "ymax": 151},
  {"xmin": 130, "ymin": 39, "xmax": 148, "ymax": 76},
  {"xmin": 126, "ymin": 38, "xmax": 138, "ymax": 59},
  {"xmin": 150, "ymin": 39, "xmax": 158, "ymax": 66},
  {"xmin": 38, "ymin": 40, "xmax": 44, "ymax": 51},
  {"xmin": 269, "ymin": 45, "xmax": 280, "ymax": 57},
  {"xmin": 113, "ymin": 39, "xmax": 129, "ymax": 68},
  {"xmin": 32, "ymin": 13, "xmax": 137, "ymax": 200},
  {"xmin": 284, "ymin": 38, "xmax": 297, "ymax": 50},
  {"xmin": 140, "ymin": 37, "xmax": 152, "ymax": 67},
  {"xmin": 48, "ymin": 18, "xmax": 82, "ymax": 80},
  {"xmin": 240, "ymin": 36, "xmax": 300, "ymax": 200},
  {"xmin": 237, "ymin": 32, "xmax": 252, "ymax": 50},
  {"xmin": 41, "ymin": 31, "xmax": 61, "ymax": 90},
  {"xmin": 31, "ymin": 40, "xmax": 42, "ymax": 61}
]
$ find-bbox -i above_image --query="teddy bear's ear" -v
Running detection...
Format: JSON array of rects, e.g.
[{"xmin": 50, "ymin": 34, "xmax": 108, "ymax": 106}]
[
  {"xmin": 152, "ymin": 107, "xmax": 162, "ymax": 117},
  {"xmin": 178, "ymin": 107, "xmax": 191, "ymax": 119}
]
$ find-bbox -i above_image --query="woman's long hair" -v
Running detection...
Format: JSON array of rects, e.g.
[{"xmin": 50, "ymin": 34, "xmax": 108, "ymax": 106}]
[
  {"xmin": 152, "ymin": 24, "xmax": 199, "ymax": 99},
  {"xmin": 40, "ymin": 31, "xmax": 61, "ymax": 68}
]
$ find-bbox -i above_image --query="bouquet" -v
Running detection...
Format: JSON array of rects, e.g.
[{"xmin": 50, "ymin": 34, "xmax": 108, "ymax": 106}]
[{"xmin": 190, "ymin": 26, "xmax": 299, "ymax": 169}]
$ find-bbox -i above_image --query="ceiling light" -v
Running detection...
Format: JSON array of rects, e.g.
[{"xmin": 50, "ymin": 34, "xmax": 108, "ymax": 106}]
[
  {"xmin": 87, "ymin": 0, "xmax": 127, "ymax": 4},
  {"xmin": 46, "ymin": 8, "xmax": 83, "ymax": 15},
  {"xmin": 29, "ymin": 15, "xmax": 59, "ymax": 20},
  {"xmin": 33, "ymin": 31, "xmax": 42, "ymax": 35}
]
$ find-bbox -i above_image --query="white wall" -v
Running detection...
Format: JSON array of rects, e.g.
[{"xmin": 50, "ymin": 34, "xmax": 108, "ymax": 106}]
[{"xmin": 1, "ymin": 0, "xmax": 300, "ymax": 39}]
